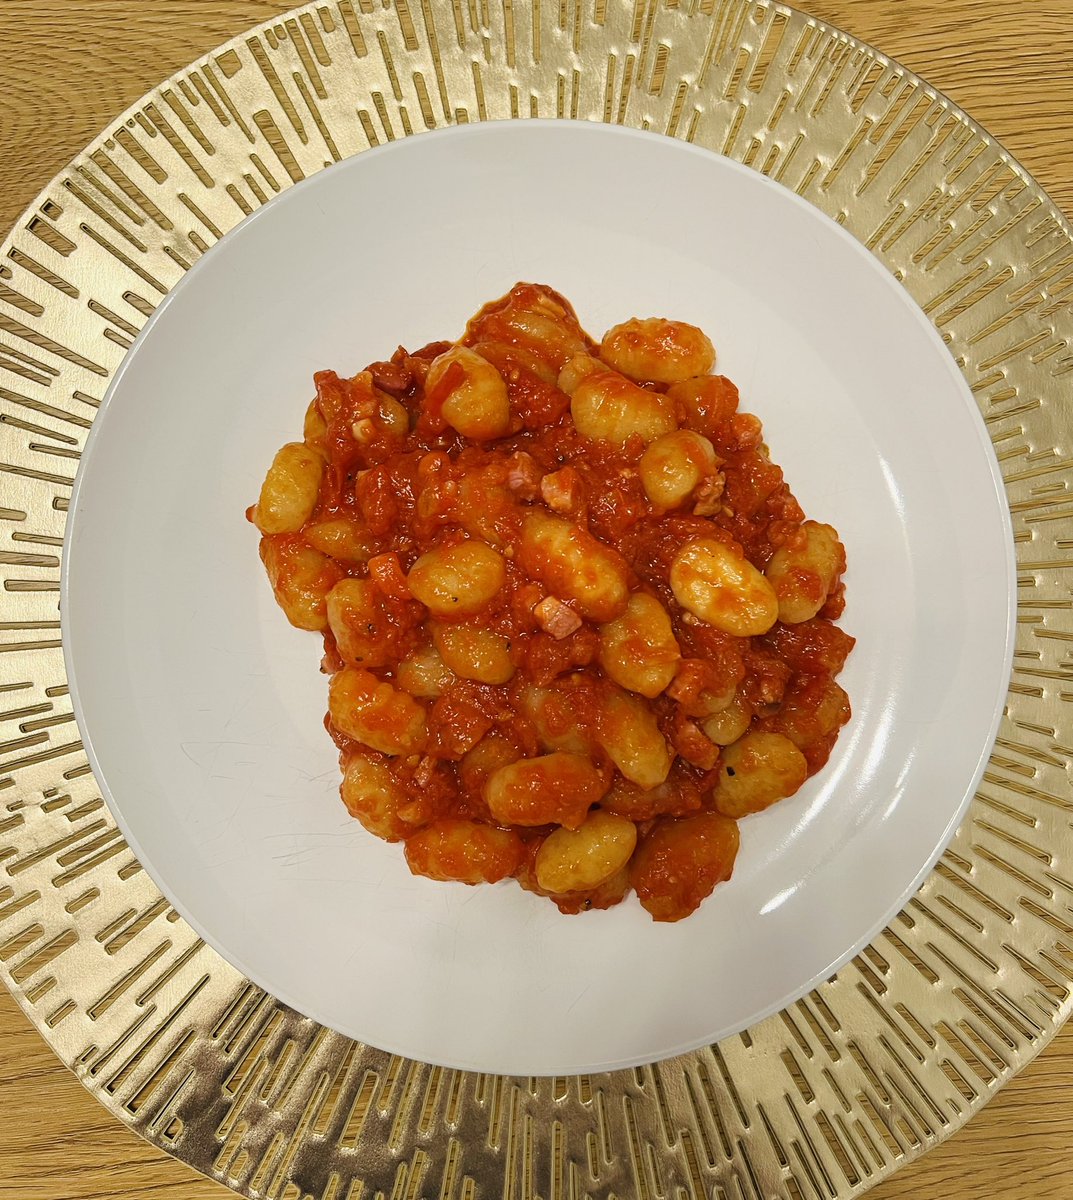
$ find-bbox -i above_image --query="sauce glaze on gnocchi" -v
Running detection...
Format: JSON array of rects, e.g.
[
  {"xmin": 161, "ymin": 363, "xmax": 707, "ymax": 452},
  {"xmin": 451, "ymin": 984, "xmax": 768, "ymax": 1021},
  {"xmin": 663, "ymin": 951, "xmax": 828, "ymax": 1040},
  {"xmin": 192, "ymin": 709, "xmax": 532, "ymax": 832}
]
[{"xmin": 249, "ymin": 284, "xmax": 854, "ymax": 922}]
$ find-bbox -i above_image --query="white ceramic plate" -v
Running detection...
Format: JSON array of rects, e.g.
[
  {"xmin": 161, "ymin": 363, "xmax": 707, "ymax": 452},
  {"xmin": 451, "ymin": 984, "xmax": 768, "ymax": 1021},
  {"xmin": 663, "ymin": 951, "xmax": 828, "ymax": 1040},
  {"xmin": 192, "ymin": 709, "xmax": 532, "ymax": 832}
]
[{"xmin": 62, "ymin": 121, "xmax": 1014, "ymax": 1076}]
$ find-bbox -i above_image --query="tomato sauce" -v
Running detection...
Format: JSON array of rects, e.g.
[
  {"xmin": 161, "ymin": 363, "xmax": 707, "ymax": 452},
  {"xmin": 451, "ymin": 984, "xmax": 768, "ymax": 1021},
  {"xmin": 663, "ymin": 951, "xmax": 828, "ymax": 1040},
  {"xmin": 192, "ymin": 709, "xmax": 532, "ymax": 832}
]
[{"xmin": 252, "ymin": 284, "xmax": 854, "ymax": 921}]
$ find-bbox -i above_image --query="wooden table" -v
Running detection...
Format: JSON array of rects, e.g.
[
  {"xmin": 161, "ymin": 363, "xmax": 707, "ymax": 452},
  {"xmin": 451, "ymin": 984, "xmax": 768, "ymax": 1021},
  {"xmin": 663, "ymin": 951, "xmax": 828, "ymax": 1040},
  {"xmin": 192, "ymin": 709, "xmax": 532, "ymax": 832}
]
[{"xmin": 1, "ymin": 2, "xmax": 1071, "ymax": 1197}]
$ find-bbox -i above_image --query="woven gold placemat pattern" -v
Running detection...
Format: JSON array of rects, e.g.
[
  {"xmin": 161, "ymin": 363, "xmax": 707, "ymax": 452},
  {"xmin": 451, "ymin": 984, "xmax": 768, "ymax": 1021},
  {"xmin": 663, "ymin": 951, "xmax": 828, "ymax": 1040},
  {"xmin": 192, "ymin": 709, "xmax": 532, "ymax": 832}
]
[{"xmin": 0, "ymin": 3, "xmax": 1070, "ymax": 1197}]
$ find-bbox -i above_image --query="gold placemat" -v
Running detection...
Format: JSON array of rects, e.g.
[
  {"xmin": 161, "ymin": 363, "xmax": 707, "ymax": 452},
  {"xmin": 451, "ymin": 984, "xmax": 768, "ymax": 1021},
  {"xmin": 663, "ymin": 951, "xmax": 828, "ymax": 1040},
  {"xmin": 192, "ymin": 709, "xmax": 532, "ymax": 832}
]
[{"xmin": 0, "ymin": 3, "xmax": 1070, "ymax": 1197}]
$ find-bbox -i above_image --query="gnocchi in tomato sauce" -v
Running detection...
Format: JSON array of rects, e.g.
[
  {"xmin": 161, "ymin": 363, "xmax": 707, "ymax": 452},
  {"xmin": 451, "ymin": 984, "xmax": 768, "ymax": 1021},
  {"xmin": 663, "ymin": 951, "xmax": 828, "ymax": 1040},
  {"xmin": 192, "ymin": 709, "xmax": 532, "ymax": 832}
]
[{"xmin": 249, "ymin": 284, "xmax": 853, "ymax": 921}]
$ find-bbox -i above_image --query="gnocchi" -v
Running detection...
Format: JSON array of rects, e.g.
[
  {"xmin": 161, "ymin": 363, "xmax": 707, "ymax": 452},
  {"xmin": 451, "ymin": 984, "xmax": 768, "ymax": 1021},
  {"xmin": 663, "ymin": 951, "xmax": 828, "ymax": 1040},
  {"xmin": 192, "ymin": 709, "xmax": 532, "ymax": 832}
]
[
  {"xmin": 556, "ymin": 353, "xmax": 602, "ymax": 397},
  {"xmin": 253, "ymin": 442, "xmax": 324, "ymax": 535},
  {"xmin": 670, "ymin": 537, "xmax": 779, "ymax": 637},
  {"xmin": 518, "ymin": 682, "xmax": 592, "ymax": 756},
  {"xmin": 326, "ymin": 578, "xmax": 398, "ymax": 668},
  {"xmin": 404, "ymin": 820, "xmax": 525, "ymax": 884},
  {"xmin": 700, "ymin": 692, "xmax": 753, "ymax": 746},
  {"xmin": 259, "ymin": 535, "xmax": 342, "ymax": 631},
  {"xmin": 535, "ymin": 811, "xmax": 638, "ymax": 894},
  {"xmin": 432, "ymin": 622, "xmax": 515, "ymax": 684},
  {"xmin": 407, "ymin": 539, "xmax": 506, "ymax": 618},
  {"xmin": 328, "ymin": 667, "xmax": 427, "ymax": 756},
  {"xmin": 630, "ymin": 813, "xmax": 740, "ymax": 922},
  {"xmin": 396, "ymin": 644, "xmax": 455, "ymax": 697},
  {"xmin": 598, "ymin": 592, "xmax": 680, "ymax": 698},
  {"xmin": 485, "ymin": 752, "xmax": 608, "ymax": 829},
  {"xmin": 465, "ymin": 283, "xmax": 590, "ymax": 370},
  {"xmin": 638, "ymin": 430, "xmax": 719, "ymax": 512},
  {"xmin": 340, "ymin": 752, "xmax": 412, "ymax": 842},
  {"xmin": 601, "ymin": 317, "xmax": 716, "ymax": 384},
  {"xmin": 765, "ymin": 520, "xmax": 845, "ymax": 624},
  {"xmin": 571, "ymin": 368, "xmax": 678, "ymax": 446},
  {"xmin": 594, "ymin": 686, "xmax": 673, "ymax": 790},
  {"xmin": 520, "ymin": 510, "xmax": 629, "ymax": 622},
  {"xmin": 712, "ymin": 732, "xmax": 809, "ymax": 819},
  {"xmin": 251, "ymin": 284, "xmax": 852, "ymax": 922},
  {"xmin": 425, "ymin": 345, "xmax": 511, "ymax": 441},
  {"xmin": 303, "ymin": 517, "xmax": 378, "ymax": 564}
]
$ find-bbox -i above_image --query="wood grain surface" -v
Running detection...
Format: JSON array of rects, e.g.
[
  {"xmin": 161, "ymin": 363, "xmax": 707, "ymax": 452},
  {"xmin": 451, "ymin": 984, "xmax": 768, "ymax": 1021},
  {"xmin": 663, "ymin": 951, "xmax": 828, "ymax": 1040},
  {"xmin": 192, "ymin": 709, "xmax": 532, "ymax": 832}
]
[{"xmin": 0, "ymin": 2, "xmax": 1071, "ymax": 1198}]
